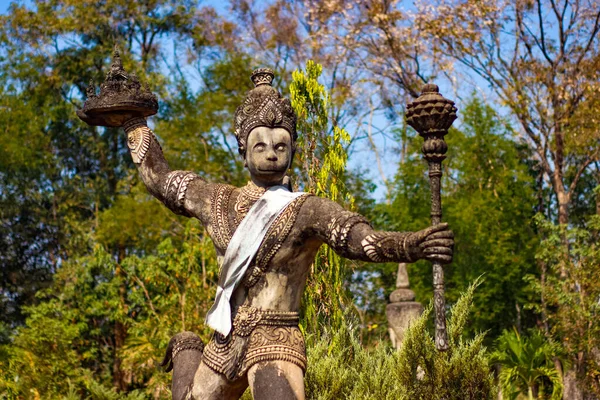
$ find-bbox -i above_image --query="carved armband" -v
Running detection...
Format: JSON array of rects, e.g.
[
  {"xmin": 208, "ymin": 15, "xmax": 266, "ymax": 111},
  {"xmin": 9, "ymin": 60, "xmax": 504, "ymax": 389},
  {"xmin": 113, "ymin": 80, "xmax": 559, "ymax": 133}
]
[
  {"xmin": 163, "ymin": 170, "xmax": 202, "ymax": 216},
  {"xmin": 124, "ymin": 117, "xmax": 161, "ymax": 164},
  {"xmin": 210, "ymin": 184, "xmax": 235, "ymax": 251},
  {"xmin": 326, "ymin": 211, "xmax": 372, "ymax": 254},
  {"xmin": 161, "ymin": 331, "xmax": 204, "ymax": 372},
  {"xmin": 361, "ymin": 231, "xmax": 414, "ymax": 263},
  {"xmin": 171, "ymin": 335, "xmax": 205, "ymax": 361}
]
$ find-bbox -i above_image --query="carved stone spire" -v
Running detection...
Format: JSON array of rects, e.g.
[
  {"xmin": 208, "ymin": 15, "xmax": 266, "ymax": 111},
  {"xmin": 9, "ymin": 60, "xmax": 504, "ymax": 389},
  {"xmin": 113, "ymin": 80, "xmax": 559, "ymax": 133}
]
[
  {"xmin": 386, "ymin": 263, "xmax": 423, "ymax": 350},
  {"xmin": 106, "ymin": 46, "xmax": 128, "ymax": 81}
]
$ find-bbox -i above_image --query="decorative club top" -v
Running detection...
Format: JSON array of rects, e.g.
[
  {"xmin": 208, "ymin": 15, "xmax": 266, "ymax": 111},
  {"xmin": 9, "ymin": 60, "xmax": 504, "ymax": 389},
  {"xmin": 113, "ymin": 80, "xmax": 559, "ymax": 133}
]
[
  {"xmin": 77, "ymin": 46, "xmax": 158, "ymax": 127},
  {"xmin": 406, "ymin": 84, "xmax": 457, "ymax": 137},
  {"xmin": 234, "ymin": 68, "xmax": 297, "ymax": 156}
]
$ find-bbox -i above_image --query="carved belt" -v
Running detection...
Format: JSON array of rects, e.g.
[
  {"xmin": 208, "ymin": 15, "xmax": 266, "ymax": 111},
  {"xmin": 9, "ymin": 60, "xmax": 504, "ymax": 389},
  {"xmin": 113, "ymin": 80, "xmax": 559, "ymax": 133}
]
[
  {"xmin": 232, "ymin": 306, "xmax": 299, "ymax": 336},
  {"xmin": 203, "ymin": 306, "xmax": 305, "ymax": 381}
]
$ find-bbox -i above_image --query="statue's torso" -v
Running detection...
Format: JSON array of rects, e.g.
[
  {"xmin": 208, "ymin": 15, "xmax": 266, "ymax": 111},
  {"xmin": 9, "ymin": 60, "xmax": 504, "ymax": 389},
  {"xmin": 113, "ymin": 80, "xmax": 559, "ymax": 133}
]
[
  {"xmin": 201, "ymin": 182, "xmax": 320, "ymax": 380},
  {"xmin": 205, "ymin": 182, "xmax": 320, "ymax": 313}
]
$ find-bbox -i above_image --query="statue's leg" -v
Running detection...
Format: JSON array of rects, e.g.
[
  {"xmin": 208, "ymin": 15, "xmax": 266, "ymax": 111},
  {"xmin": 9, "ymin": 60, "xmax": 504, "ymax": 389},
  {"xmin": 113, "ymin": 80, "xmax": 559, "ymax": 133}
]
[
  {"xmin": 191, "ymin": 361, "xmax": 249, "ymax": 400},
  {"xmin": 247, "ymin": 360, "xmax": 305, "ymax": 400},
  {"xmin": 161, "ymin": 332, "xmax": 205, "ymax": 400}
]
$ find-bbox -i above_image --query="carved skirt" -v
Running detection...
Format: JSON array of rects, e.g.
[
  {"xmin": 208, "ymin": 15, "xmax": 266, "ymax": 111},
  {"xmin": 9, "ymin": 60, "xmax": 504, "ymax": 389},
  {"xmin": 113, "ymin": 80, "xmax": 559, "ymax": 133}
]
[{"xmin": 202, "ymin": 306, "xmax": 307, "ymax": 380}]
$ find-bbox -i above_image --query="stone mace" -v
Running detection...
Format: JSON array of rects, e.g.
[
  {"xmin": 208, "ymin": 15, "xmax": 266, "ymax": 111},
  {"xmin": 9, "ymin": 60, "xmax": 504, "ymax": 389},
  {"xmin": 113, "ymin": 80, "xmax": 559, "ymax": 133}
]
[{"xmin": 406, "ymin": 84, "xmax": 457, "ymax": 351}]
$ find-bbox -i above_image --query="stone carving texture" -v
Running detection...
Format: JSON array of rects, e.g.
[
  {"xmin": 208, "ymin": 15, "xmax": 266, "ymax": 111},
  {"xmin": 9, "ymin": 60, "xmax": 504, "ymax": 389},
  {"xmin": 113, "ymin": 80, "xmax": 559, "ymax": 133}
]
[
  {"xmin": 244, "ymin": 325, "xmax": 306, "ymax": 372},
  {"xmin": 361, "ymin": 232, "xmax": 413, "ymax": 263},
  {"xmin": 203, "ymin": 306, "xmax": 305, "ymax": 381},
  {"xmin": 125, "ymin": 121, "xmax": 156, "ymax": 164},
  {"xmin": 234, "ymin": 68, "xmax": 297, "ymax": 156},
  {"xmin": 406, "ymin": 83, "xmax": 458, "ymax": 352},
  {"xmin": 163, "ymin": 171, "xmax": 201, "ymax": 216},
  {"xmin": 209, "ymin": 184, "xmax": 235, "ymax": 252},
  {"xmin": 234, "ymin": 182, "xmax": 266, "ymax": 224},
  {"xmin": 160, "ymin": 331, "xmax": 205, "ymax": 373},
  {"xmin": 327, "ymin": 211, "xmax": 371, "ymax": 253},
  {"xmin": 244, "ymin": 193, "xmax": 311, "ymax": 288}
]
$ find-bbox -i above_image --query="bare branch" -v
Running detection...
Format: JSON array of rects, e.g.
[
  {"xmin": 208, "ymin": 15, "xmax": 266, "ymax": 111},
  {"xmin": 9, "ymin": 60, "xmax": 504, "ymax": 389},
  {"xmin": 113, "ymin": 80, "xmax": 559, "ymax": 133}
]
[{"xmin": 568, "ymin": 148, "xmax": 600, "ymax": 196}]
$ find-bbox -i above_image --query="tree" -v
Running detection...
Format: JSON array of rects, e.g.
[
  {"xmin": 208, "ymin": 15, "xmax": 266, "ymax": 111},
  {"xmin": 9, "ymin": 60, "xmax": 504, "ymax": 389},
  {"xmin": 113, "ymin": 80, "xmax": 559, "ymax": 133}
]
[
  {"xmin": 417, "ymin": 0, "xmax": 600, "ymax": 227},
  {"xmin": 0, "ymin": 86, "xmax": 58, "ymax": 334},
  {"xmin": 527, "ymin": 214, "xmax": 600, "ymax": 397},
  {"xmin": 290, "ymin": 60, "xmax": 357, "ymax": 338},
  {"xmin": 0, "ymin": 0, "xmax": 194, "ymax": 331},
  {"xmin": 0, "ymin": 222, "xmax": 220, "ymax": 398}
]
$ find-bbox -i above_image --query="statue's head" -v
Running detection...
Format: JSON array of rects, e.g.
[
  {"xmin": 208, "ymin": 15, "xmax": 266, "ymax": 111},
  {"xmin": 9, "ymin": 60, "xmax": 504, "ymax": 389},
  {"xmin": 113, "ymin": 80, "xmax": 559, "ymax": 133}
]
[{"xmin": 234, "ymin": 68, "xmax": 297, "ymax": 186}]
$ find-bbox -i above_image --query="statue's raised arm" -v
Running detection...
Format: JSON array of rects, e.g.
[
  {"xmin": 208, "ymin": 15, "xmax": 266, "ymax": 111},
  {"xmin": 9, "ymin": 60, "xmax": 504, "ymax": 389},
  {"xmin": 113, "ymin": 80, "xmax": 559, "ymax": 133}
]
[
  {"xmin": 121, "ymin": 117, "xmax": 210, "ymax": 220},
  {"xmin": 77, "ymin": 47, "xmax": 211, "ymax": 223}
]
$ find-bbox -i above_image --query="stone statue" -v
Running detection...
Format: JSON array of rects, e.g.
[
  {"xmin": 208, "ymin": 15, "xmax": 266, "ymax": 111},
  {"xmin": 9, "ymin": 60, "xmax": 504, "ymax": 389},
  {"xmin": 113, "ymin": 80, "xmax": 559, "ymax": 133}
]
[{"xmin": 78, "ymin": 50, "xmax": 454, "ymax": 400}]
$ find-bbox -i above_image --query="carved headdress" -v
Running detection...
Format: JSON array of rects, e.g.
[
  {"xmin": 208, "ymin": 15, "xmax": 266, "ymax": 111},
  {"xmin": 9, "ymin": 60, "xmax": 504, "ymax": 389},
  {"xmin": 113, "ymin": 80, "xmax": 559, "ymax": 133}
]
[{"xmin": 234, "ymin": 68, "xmax": 297, "ymax": 156}]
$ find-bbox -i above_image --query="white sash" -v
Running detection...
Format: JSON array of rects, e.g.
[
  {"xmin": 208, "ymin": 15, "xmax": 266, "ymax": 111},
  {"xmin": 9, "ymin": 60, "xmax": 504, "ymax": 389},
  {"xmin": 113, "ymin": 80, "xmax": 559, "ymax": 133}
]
[{"xmin": 205, "ymin": 185, "xmax": 305, "ymax": 336}]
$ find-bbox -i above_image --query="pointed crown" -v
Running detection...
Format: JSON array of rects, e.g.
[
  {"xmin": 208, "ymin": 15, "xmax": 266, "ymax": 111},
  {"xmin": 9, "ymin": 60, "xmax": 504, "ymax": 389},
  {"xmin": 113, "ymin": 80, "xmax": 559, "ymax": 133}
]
[{"xmin": 234, "ymin": 68, "xmax": 297, "ymax": 156}]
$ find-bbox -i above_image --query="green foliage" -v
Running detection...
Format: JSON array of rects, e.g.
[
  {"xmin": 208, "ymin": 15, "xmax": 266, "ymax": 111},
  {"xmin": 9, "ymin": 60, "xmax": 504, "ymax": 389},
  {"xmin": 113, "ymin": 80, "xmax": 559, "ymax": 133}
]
[
  {"xmin": 0, "ymin": 0, "xmax": 245, "ymax": 332},
  {"xmin": 526, "ymin": 213, "xmax": 600, "ymax": 396},
  {"xmin": 2, "ymin": 0, "xmax": 597, "ymax": 397},
  {"xmin": 492, "ymin": 328, "xmax": 565, "ymax": 400},
  {"xmin": 0, "ymin": 102, "xmax": 52, "ymax": 330},
  {"xmin": 0, "ymin": 221, "xmax": 218, "ymax": 398},
  {"xmin": 157, "ymin": 54, "xmax": 253, "ymax": 186},
  {"xmin": 84, "ymin": 381, "xmax": 146, "ymax": 400},
  {"xmin": 290, "ymin": 61, "xmax": 356, "ymax": 339},
  {"xmin": 0, "ymin": 0, "xmax": 248, "ymax": 393},
  {"xmin": 305, "ymin": 279, "xmax": 496, "ymax": 399}
]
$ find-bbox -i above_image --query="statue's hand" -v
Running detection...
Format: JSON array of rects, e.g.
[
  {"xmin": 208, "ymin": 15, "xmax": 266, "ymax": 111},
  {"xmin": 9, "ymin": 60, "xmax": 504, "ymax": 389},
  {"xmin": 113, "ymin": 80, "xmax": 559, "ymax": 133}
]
[{"xmin": 406, "ymin": 223, "xmax": 454, "ymax": 264}]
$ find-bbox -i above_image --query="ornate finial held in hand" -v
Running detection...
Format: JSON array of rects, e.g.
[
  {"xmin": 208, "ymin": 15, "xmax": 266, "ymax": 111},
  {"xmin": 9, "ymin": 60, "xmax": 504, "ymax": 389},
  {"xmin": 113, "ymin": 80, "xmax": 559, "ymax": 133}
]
[{"xmin": 76, "ymin": 45, "xmax": 158, "ymax": 127}]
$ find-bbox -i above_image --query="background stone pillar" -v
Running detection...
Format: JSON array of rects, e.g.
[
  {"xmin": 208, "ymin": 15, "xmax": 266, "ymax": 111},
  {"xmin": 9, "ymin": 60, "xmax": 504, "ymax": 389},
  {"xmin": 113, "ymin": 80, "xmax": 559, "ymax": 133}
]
[{"xmin": 386, "ymin": 263, "xmax": 424, "ymax": 349}]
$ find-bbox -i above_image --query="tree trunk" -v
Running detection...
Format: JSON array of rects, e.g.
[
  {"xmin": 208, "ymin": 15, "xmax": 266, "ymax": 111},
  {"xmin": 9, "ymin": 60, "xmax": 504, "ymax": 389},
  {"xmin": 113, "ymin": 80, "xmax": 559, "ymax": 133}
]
[
  {"xmin": 528, "ymin": 385, "xmax": 534, "ymax": 400},
  {"xmin": 113, "ymin": 246, "xmax": 129, "ymax": 391},
  {"xmin": 557, "ymin": 195, "xmax": 569, "ymax": 226},
  {"xmin": 563, "ymin": 369, "xmax": 584, "ymax": 400},
  {"xmin": 113, "ymin": 319, "xmax": 128, "ymax": 391},
  {"xmin": 555, "ymin": 187, "xmax": 570, "ymax": 279}
]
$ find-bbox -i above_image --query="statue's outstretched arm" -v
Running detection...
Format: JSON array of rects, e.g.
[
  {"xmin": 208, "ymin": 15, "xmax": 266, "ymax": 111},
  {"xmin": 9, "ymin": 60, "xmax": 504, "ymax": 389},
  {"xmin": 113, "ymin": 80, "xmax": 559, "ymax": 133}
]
[
  {"xmin": 123, "ymin": 117, "xmax": 211, "ymax": 222},
  {"xmin": 305, "ymin": 196, "xmax": 453, "ymax": 264}
]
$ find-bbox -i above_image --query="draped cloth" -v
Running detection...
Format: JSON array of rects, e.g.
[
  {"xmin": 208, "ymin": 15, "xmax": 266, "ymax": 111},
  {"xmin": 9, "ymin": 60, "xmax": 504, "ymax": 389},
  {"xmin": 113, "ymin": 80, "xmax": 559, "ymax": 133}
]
[{"xmin": 205, "ymin": 185, "xmax": 305, "ymax": 336}]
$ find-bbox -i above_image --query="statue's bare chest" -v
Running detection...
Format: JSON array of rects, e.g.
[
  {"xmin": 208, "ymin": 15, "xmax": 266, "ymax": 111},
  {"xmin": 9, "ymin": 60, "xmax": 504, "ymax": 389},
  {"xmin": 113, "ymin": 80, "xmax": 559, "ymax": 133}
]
[{"xmin": 205, "ymin": 183, "xmax": 312, "ymax": 287}]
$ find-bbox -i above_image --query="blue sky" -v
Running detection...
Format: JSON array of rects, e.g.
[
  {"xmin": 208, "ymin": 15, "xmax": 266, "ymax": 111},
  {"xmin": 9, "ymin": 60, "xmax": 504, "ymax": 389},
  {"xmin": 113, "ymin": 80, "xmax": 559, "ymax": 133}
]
[{"xmin": 0, "ymin": 0, "xmax": 10, "ymax": 13}]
